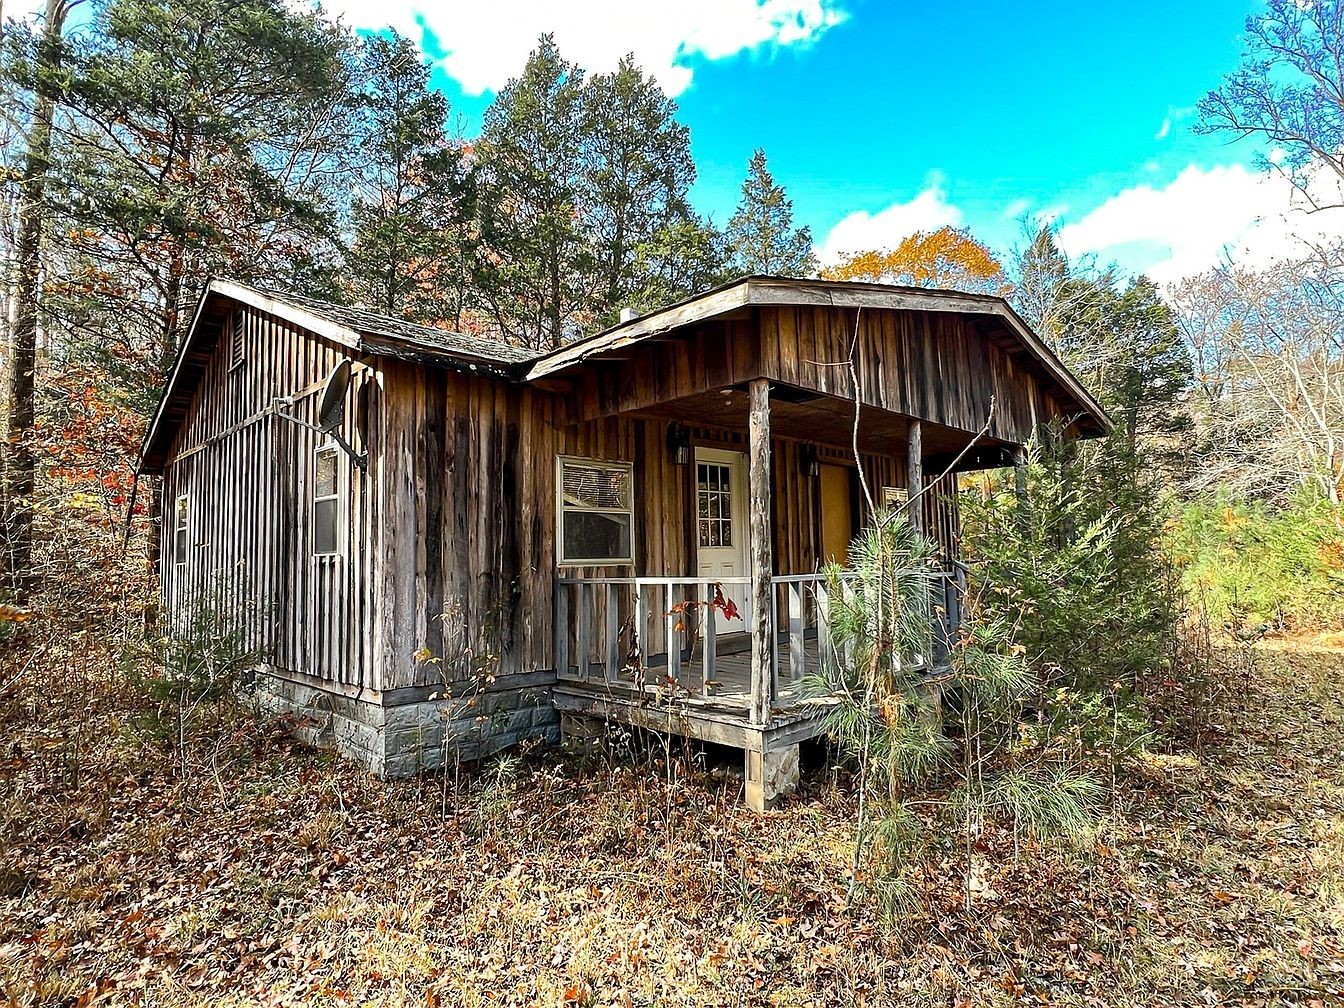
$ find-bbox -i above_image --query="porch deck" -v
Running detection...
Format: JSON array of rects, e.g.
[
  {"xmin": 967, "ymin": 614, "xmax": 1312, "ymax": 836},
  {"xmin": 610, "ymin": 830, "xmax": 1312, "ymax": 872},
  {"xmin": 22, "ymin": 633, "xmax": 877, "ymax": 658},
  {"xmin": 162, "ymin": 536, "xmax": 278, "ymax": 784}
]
[{"xmin": 553, "ymin": 571, "xmax": 957, "ymax": 764}]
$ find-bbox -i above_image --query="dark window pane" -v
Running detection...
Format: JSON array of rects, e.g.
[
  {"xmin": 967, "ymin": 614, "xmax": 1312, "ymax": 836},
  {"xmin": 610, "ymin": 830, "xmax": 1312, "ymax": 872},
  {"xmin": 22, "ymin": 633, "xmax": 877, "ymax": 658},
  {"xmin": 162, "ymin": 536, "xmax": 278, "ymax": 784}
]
[
  {"xmin": 314, "ymin": 498, "xmax": 339, "ymax": 554},
  {"xmin": 563, "ymin": 511, "xmax": 631, "ymax": 562},
  {"xmin": 174, "ymin": 529, "xmax": 187, "ymax": 565}
]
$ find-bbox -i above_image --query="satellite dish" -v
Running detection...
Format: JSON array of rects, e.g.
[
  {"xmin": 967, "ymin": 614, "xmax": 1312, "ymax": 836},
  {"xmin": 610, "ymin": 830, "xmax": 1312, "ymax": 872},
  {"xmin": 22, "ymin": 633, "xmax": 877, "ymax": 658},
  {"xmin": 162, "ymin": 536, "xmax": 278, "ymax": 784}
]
[
  {"xmin": 317, "ymin": 359, "xmax": 352, "ymax": 434},
  {"xmin": 272, "ymin": 359, "xmax": 368, "ymax": 472}
]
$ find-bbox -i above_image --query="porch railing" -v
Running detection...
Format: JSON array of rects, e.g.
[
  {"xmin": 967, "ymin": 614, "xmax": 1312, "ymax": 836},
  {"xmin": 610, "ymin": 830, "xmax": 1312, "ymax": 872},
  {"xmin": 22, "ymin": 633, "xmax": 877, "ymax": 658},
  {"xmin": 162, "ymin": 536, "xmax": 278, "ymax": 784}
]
[{"xmin": 556, "ymin": 567, "xmax": 965, "ymax": 722}]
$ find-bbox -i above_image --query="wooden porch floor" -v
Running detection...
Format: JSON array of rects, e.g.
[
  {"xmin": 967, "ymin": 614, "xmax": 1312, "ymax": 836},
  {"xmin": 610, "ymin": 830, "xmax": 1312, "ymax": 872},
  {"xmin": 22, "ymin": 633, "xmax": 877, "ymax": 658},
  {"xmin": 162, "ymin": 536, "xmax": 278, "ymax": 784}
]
[
  {"xmin": 679, "ymin": 637, "xmax": 819, "ymax": 705},
  {"xmin": 555, "ymin": 636, "xmax": 833, "ymax": 756}
]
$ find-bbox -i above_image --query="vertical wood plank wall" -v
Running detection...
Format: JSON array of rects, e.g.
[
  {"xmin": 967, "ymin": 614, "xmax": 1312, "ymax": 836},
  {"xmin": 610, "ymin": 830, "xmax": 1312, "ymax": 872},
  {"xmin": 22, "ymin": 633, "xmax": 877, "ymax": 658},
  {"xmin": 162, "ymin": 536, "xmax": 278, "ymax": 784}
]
[
  {"xmin": 573, "ymin": 307, "xmax": 1070, "ymax": 445},
  {"xmin": 160, "ymin": 300, "xmax": 981, "ymax": 701},
  {"xmin": 159, "ymin": 303, "xmax": 379, "ymax": 694}
]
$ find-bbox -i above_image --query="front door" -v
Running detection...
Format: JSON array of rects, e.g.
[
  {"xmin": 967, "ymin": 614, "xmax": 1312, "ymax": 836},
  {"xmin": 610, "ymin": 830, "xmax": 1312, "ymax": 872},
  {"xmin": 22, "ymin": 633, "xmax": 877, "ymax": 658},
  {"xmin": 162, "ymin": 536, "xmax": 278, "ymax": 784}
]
[{"xmin": 694, "ymin": 446, "xmax": 751, "ymax": 634}]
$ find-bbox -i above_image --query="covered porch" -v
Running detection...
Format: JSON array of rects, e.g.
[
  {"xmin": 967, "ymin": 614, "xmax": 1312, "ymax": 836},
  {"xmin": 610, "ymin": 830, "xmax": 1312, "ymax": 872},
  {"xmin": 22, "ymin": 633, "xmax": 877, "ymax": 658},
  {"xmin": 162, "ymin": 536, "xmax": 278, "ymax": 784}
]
[{"xmin": 552, "ymin": 377, "xmax": 978, "ymax": 810}]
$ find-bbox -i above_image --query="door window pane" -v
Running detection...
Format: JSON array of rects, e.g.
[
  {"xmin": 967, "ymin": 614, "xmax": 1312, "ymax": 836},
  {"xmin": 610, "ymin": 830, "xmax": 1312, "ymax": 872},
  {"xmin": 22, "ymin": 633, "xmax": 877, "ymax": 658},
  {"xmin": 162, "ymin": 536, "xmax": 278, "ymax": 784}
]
[{"xmin": 696, "ymin": 462, "xmax": 732, "ymax": 548}]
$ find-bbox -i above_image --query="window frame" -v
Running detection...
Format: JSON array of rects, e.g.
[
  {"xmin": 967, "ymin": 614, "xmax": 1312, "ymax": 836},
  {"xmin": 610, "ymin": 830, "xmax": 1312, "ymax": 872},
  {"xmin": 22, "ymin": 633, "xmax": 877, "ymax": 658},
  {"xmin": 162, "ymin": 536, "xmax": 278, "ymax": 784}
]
[
  {"xmin": 173, "ymin": 493, "xmax": 189, "ymax": 566},
  {"xmin": 555, "ymin": 455, "xmax": 635, "ymax": 567},
  {"xmin": 312, "ymin": 443, "xmax": 343, "ymax": 558}
]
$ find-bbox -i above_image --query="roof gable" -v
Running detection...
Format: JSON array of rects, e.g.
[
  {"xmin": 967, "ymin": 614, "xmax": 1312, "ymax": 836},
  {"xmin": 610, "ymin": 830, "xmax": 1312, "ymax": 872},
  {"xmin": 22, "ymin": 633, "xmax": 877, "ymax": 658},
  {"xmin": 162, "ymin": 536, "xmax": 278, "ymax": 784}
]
[
  {"xmin": 138, "ymin": 278, "xmax": 536, "ymax": 473},
  {"xmin": 139, "ymin": 274, "xmax": 1111, "ymax": 474}
]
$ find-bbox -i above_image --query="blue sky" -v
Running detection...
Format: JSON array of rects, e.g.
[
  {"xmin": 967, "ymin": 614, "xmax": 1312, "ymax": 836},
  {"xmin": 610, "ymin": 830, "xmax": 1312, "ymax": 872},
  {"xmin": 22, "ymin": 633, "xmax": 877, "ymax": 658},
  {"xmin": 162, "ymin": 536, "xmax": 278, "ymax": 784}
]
[{"xmin": 329, "ymin": 0, "xmax": 1333, "ymax": 283}]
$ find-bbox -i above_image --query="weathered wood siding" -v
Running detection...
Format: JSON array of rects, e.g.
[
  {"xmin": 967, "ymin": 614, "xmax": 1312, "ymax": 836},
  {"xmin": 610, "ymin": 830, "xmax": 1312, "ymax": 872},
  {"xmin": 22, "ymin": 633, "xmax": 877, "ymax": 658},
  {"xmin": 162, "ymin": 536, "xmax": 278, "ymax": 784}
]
[
  {"xmin": 568, "ymin": 305, "xmax": 1069, "ymax": 444},
  {"xmin": 373, "ymin": 360, "xmax": 950, "ymax": 690},
  {"xmin": 756, "ymin": 305, "xmax": 1062, "ymax": 443},
  {"xmin": 159, "ymin": 303, "xmax": 380, "ymax": 692},
  {"xmin": 160, "ymin": 299, "xmax": 972, "ymax": 700}
]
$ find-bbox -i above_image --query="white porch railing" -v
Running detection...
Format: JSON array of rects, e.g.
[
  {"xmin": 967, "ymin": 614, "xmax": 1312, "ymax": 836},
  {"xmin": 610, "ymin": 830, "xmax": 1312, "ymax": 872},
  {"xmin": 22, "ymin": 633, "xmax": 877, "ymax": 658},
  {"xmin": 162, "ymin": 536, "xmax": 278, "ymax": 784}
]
[{"xmin": 556, "ymin": 568, "xmax": 964, "ymax": 721}]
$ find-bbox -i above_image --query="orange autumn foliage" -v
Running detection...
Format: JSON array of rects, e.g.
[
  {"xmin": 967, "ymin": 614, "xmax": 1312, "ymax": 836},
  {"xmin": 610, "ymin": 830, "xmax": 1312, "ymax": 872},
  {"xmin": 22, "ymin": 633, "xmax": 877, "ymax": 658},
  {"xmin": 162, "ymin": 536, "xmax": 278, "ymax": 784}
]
[{"xmin": 820, "ymin": 225, "xmax": 1008, "ymax": 295}]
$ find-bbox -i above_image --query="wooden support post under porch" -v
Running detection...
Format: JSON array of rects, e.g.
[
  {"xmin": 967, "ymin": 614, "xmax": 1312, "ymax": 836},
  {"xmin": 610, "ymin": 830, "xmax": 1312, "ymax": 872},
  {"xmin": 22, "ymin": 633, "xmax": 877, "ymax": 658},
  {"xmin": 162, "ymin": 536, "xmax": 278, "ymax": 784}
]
[
  {"xmin": 907, "ymin": 419, "xmax": 924, "ymax": 533},
  {"xmin": 745, "ymin": 377, "xmax": 797, "ymax": 813},
  {"xmin": 747, "ymin": 377, "xmax": 773, "ymax": 729}
]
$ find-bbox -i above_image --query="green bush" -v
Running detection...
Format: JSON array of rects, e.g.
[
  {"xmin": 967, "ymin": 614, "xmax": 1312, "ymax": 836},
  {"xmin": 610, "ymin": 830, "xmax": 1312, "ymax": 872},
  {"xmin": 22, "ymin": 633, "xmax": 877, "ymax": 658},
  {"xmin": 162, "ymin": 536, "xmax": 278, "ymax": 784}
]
[
  {"xmin": 959, "ymin": 431, "xmax": 1179, "ymax": 695},
  {"xmin": 123, "ymin": 572, "xmax": 266, "ymax": 754},
  {"xmin": 1166, "ymin": 488, "xmax": 1344, "ymax": 632}
]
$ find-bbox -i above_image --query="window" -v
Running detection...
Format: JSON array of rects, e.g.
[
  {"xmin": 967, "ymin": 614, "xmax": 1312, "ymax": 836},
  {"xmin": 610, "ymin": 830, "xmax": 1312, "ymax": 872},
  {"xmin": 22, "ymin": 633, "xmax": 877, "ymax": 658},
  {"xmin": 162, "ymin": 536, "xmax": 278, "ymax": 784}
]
[
  {"xmin": 173, "ymin": 494, "xmax": 189, "ymax": 565},
  {"xmin": 696, "ymin": 461, "xmax": 733, "ymax": 548},
  {"xmin": 557, "ymin": 457, "xmax": 633, "ymax": 565},
  {"xmin": 313, "ymin": 445, "xmax": 340, "ymax": 555}
]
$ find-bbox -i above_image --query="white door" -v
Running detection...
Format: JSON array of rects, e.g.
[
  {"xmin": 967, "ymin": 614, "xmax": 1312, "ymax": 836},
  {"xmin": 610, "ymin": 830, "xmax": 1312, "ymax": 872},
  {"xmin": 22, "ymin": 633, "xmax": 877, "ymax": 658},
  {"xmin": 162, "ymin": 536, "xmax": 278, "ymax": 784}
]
[{"xmin": 694, "ymin": 447, "xmax": 751, "ymax": 634}]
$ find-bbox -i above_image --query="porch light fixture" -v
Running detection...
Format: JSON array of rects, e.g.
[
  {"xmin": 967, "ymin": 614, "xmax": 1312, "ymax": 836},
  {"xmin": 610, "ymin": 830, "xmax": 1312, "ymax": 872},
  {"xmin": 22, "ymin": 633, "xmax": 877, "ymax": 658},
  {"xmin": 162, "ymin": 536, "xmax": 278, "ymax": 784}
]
[
  {"xmin": 667, "ymin": 422, "xmax": 691, "ymax": 466},
  {"xmin": 799, "ymin": 442, "xmax": 820, "ymax": 477}
]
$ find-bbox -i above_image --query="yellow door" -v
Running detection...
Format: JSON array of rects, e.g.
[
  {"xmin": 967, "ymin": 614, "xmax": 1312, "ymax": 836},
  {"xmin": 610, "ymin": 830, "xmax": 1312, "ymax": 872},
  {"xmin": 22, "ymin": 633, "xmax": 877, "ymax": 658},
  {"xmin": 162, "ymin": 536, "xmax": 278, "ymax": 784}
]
[{"xmin": 819, "ymin": 464, "xmax": 854, "ymax": 564}]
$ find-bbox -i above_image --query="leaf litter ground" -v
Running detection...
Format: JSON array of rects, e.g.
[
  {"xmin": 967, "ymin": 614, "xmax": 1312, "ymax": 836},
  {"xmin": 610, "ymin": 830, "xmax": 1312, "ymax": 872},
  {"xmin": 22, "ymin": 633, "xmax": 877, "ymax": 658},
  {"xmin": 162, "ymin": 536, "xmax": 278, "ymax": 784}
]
[{"xmin": 1, "ymin": 644, "xmax": 1341, "ymax": 1007}]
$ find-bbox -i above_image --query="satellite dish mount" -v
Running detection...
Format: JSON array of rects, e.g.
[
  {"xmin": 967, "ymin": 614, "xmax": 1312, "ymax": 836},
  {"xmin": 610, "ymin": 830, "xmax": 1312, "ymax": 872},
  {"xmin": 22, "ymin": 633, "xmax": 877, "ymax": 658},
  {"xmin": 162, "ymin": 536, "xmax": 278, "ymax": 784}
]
[{"xmin": 273, "ymin": 359, "xmax": 368, "ymax": 472}]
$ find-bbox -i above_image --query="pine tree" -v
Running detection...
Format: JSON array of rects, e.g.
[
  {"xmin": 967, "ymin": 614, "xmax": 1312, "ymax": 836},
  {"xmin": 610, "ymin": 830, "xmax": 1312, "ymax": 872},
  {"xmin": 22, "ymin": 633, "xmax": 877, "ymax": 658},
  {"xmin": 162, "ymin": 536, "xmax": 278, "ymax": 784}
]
[
  {"xmin": 475, "ymin": 36, "xmax": 593, "ymax": 349},
  {"xmin": 631, "ymin": 216, "xmax": 729, "ymax": 309},
  {"xmin": 347, "ymin": 31, "xmax": 475, "ymax": 325},
  {"xmin": 724, "ymin": 149, "xmax": 816, "ymax": 277},
  {"xmin": 37, "ymin": 0, "xmax": 355, "ymax": 606},
  {"xmin": 1012, "ymin": 227, "xmax": 1193, "ymax": 468},
  {"xmin": 582, "ymin": 55, "xmax": 698, "ymax": 320},
  {"xmin": 56, "ymin": 0, "xmax": 354, "ymax": 371},
  {"xmin": 2, "ymin": 0, "xmax": 71, "ymax": 601}
]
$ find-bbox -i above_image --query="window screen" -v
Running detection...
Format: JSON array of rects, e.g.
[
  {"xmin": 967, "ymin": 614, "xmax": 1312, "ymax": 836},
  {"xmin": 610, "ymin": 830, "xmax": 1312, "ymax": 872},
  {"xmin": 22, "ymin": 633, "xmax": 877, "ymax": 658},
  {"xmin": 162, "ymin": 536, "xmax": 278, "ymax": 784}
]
[
  {"xmin": 313, "ymin": 446, "xmax": 340, "ymax": 555},
  {"xmin": 558, "ymin": 457, "xmax": 633, "ymax": 564},
  {"xmin": 173, "ymin": 494, "xmax": 189, "ymax": 565}
]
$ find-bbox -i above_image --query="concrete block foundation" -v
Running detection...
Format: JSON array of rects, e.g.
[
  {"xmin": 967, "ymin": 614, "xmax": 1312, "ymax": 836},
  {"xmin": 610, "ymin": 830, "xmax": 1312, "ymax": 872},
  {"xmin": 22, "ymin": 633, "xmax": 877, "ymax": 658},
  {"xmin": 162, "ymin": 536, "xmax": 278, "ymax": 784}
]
[{"xmin": 255, "ymin": 672, "xmax": 560, "ymax": 777}]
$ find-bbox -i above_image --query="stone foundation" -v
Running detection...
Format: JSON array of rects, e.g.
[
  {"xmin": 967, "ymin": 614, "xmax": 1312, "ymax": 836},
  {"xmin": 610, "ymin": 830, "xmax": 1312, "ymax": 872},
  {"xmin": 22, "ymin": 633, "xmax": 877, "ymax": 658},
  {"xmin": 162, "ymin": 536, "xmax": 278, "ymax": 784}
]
[{"xmin": 255, "ymin": 672, "xmax": 560, "ymax": 777}]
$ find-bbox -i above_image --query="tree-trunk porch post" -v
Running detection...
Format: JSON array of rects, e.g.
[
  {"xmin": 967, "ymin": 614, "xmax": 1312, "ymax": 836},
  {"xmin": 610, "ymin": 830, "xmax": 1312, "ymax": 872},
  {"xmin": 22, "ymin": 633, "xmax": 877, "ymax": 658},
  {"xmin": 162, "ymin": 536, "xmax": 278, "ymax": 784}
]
[
  {"xmin": 747, "ymin": 377, "xmax": 773, "ymax": 727},
  {"xmin": 907, "ymin": 419, "xmax": 924, "ymax": 533}
]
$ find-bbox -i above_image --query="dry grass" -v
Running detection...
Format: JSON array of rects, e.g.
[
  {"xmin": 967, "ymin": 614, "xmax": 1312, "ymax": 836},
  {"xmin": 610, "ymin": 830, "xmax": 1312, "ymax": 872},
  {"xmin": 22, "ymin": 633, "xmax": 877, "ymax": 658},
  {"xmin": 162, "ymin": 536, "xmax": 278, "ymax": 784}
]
[{"xmin": 1, "ymin": 636, "xmax": 1342, "ymax": 1007}]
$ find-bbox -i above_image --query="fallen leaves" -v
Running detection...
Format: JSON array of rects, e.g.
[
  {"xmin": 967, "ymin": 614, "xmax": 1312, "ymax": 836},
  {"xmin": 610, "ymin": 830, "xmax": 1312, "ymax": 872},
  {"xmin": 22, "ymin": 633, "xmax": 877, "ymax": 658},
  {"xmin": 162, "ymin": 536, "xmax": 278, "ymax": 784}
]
[{"xmin": 2, "ymin": 647, "xmax": 1344, "ymax": 1005}]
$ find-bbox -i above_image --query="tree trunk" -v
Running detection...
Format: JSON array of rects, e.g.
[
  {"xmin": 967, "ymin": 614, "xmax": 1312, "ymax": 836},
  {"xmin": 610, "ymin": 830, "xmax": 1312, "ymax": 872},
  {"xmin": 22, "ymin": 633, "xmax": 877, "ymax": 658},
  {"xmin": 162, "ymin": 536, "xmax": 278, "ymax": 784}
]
[
  {"xmin": 3, "ymin": 0, "xmax": 65, "ymax": 602},
  {"xmin": 747, "ymin": 377, "xmax": 773, "ymax": 727}
]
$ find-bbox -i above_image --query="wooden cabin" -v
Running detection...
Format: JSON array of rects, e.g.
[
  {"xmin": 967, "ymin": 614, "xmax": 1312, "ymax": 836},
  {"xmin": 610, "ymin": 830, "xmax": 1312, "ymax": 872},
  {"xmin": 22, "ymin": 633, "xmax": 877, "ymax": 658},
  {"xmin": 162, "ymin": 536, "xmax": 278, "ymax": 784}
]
[{"xmin": 138, "ymin": 276, "xmax": 1109, "ymax": 809}]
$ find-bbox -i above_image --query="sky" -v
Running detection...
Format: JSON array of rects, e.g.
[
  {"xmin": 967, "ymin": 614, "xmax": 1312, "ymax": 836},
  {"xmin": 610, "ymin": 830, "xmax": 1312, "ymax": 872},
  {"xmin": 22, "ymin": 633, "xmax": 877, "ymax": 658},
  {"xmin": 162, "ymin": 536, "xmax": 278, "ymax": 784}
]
[{"xmin": 321, "ymin": 0, "xmax": 1338, "ymax": 284}]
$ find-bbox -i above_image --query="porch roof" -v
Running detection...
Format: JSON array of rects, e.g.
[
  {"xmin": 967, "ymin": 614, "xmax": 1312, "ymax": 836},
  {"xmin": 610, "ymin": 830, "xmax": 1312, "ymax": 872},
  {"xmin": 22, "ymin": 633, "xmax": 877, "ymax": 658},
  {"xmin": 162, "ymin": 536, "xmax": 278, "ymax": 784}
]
[{"xmin": 527, "ymin": 275, "xmax": 1112, "ymax": 438}]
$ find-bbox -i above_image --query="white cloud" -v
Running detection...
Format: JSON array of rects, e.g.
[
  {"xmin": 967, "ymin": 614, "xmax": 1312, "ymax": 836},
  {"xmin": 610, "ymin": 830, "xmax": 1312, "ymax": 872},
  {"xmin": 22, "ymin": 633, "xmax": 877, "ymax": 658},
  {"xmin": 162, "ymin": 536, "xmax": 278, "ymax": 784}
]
[
  {"xmin": 324, "ymin": 0, "xmax": 846, "ymax": 96},
  {"xmin": 817, "ymin": 183, "xmax": 963, "ymax": 264},
  {"xmin": 1154, "ymin": 104, "xmax": 1195, "ymax": 141},
  {"xmin": 1056, "ymin": 163, "xmax": 1344, "ymax": 284}
]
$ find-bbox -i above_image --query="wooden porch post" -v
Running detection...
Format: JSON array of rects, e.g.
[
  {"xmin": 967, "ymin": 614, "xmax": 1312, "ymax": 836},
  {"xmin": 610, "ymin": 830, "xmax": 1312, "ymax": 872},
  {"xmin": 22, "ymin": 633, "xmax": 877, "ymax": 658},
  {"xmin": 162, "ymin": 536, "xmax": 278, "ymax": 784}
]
[
  {"xmin": 747, "ymin": 378, "xmax": 773, "ymax": 726},
  {"xmin": 907, "ymin": 419, "xmax": 924, "ymax": 533}
]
